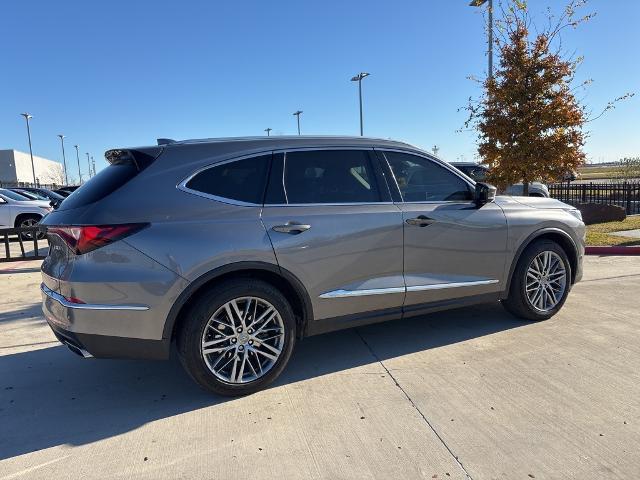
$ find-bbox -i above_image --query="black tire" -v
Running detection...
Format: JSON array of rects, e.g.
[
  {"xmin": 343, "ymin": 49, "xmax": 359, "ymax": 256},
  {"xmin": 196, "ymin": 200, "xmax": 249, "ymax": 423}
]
[
  {"xmin": 177, "ymin": 279, "xmax": 296, "ymax": 396},
  {"xmin": 502, "ymin": 240, "xmax": 572, "ymax": 321},
  {"xmin": 15, "ymin": 214, "xmax": 43, "ymax": 240}
]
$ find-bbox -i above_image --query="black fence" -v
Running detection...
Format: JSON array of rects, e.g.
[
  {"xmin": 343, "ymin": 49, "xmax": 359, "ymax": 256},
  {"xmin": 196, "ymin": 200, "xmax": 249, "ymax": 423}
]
[
  {"xmin": 549, "ymin": 181, "xmax": 640, "ymax": 215},
  {"xmin": 0, "ymin": 226, "xmax": 49, "ymax": 263}
]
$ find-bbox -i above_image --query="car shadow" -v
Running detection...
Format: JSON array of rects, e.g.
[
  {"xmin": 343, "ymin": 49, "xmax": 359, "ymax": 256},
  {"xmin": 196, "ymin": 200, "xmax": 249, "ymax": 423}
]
[{"xmin": 0, "ymin": 302, "xmax": 522, "ymax": 460}]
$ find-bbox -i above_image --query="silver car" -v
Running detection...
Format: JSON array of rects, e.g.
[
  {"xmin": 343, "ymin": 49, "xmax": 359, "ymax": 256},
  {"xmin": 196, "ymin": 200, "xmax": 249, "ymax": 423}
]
[{"xmin": 40, "ymin": 136, "xmax": 584, "ymax": 396}]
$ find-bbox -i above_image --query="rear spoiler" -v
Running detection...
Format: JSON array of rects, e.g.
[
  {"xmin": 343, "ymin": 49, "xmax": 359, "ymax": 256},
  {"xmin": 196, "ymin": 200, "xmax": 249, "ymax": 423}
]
[{"xmin": 104, "ymin": 148, "xmax": 164, "ymax": 171}]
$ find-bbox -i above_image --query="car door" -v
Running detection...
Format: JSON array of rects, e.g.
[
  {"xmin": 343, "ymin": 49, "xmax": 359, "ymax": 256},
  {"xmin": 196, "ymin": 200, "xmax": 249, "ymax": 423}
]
[
  {"xmin": 378, "ymin": 150, "xmax": 508, "ymax": 313},
  {"xmin": 0, "ymin": 195, "xmax": 12, "ymax": 227},
  {"xmin": 261, "ymin": 148, "xmax": 405, "ymax": 326}
]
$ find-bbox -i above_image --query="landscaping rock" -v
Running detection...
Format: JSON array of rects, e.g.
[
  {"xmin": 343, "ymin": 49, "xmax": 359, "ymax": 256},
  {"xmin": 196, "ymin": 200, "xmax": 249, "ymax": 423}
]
[{"xmin": 576, "ymin": 203, "xmax": 626, "ymax": 225}]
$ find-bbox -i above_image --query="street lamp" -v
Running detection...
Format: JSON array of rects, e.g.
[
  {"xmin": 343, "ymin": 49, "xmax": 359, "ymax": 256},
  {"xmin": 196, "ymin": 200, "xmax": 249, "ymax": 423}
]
[
  {"xmin": 57, "ymin": 135, "xmax": 69, "ymax": 185},
  {"xmin": 86, "ymin": 153, "xmax": 91, "ymax": 178},
  {"xmin": 91, "ymin": 156, "xmax": 96, "ymax": 176},
  {"xmin": 74, "ymin": 145, "xmax": 82, "ymax": 184},
  {"xmin": 20, "ymin": 113, "xmax": 37, "ymax": 184},
  {"xmin": 350, "ymin": 72, "xmax": 370, "ymax": 136},
  {"xmin": 469, "ymin": 0, "xmax": 494, "ymax": 79},
  {"xmin": 264, "ymin": 128, "xmax": 272, "ymax": 136},
  {"xmin": 292, "ymin": 111, "xmax": 303, "ymax": 135}
]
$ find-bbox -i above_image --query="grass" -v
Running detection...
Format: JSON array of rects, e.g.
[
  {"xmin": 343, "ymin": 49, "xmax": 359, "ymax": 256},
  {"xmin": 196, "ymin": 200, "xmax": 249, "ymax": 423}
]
[
  {"xmin": 578, "ymin": 166, "xmax": 621, "ymax": 180},
  {"xmin": 586, "ymin": 215, "xmax": 640, "ymax": 246}
]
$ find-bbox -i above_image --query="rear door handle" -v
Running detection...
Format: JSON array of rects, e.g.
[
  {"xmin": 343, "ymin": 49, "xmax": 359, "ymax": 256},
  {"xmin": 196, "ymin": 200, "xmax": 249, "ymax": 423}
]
[
  {"xmin": 406, "ymin": 215, "xmax": 435, "ymax": 227},
  {"xmin": 272, "ymin": 222, "xmax": 312, "ymax": 234}
]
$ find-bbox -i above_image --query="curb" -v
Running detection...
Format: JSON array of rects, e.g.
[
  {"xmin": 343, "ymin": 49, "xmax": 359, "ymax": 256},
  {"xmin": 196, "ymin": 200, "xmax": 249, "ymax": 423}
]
[{"xmin": 585, "ymin": 246, "xmax": 640, "ymax": 256}]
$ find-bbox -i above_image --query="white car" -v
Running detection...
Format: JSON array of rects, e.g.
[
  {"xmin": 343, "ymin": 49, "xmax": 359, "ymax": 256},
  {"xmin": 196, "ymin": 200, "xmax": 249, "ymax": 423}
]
[{"xmin": 0, "ymin": 188, "xmax": 52, "ymax": 229}]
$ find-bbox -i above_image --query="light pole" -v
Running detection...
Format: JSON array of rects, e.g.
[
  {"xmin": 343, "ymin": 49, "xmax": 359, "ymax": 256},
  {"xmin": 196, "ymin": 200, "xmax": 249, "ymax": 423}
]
[
  {"xmin": 57, "ymin": 135, "xmax": 69, "ymax": 185},
  {"xmin": 74, "ymin": 145, "xmax": 82, "ymax": 184},
  {"xmin": 91, "ymin": 156, "xmax": 96, "ymax": 176},
  {"xmin": 20, "ymin": 113, "xmax": 37, "ymax": 184},
  {"xmin": 350, "ymin": 72, "xmax": 370, "ymax": 136},
  {"xmin": 469, "ymin": 0, "xmax": 494, "ymax": 79},
  {"xmin": 86, "ymin": 153, "xmax": 92, "ymax": 178},
  {"xmin": 293, "ymin": 110, "xmax": 303, "ymax": 135},
  {"xmin": 264, "ymin": 128, "xmax": 272, "ymax": 136}
]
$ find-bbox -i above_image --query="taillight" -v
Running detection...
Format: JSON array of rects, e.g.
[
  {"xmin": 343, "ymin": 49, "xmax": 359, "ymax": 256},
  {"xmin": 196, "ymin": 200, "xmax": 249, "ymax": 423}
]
[{"xmin": 48, "ymin": 224, "xmax": 148, "ymax": 255}]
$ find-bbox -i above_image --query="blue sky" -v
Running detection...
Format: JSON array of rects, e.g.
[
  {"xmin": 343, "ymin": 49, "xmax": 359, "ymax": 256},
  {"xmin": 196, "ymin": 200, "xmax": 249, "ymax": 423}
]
[{"xmin": 1, "ymin": 0, "xmax": 638, "ymax": 180}]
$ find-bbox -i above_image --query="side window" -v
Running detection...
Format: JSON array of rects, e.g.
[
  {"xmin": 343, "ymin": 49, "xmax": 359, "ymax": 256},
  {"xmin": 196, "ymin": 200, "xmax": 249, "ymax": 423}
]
[
  {"xmin": 279, "ymin": 150, "xmax": 381, "ymax": 204},
  {"xmin": 384, "ymin": 152, "xmax": 473, "ymax": 202},
  {"xmin": 185, "ymin": 154, "xmax": 271, "ymax": 204}
]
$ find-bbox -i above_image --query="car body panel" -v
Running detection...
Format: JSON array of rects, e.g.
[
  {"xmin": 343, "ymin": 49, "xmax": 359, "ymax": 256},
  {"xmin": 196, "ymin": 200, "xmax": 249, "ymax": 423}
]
[{"xmin": 0, "ymin": 190, "xmax": 51, "ymax": 227}]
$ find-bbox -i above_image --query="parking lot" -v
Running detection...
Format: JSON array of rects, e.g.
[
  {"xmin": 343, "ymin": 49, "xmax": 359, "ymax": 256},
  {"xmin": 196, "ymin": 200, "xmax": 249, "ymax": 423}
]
[{"xmin": 1, "ymin": 256, "xmax": 639, "ymax": 479}]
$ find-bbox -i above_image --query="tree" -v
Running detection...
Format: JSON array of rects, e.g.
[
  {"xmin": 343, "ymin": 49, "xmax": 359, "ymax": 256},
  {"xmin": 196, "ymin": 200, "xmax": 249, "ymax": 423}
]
[
  {"xmin": 615, "ymin": 157, "xmax": 640, "ymax": 180},
  {"xmin": 464, "ymin": 0, "xmax": 632, "ymax": 195}
]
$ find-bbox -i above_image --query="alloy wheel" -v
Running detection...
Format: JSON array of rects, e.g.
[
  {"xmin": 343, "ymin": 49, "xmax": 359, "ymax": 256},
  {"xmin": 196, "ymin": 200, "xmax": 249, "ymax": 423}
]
[
  {"xmin": 525, "ymin": 251, "xmax": 567, "ymax": 312},
  {"xmin": 201, "ymin": 296, "xmax": 285, "ymax": 384}
]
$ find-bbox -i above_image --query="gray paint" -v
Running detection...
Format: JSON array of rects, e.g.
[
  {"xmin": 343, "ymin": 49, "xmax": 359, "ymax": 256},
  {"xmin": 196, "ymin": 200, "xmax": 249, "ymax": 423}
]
[{"xmin": 40, "ymin": 136, "xmax": 585, "ymax": 360}]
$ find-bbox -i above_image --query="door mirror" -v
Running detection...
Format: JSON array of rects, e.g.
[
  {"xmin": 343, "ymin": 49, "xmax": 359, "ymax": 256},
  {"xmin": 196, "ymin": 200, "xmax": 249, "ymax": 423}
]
[
  {"xmin": 474, "ymin": 182, "xmax": 497, "ymax": 208},
  {"xmin": 0, "ymin": 197, "xmax": 6, "ymax": 204}
]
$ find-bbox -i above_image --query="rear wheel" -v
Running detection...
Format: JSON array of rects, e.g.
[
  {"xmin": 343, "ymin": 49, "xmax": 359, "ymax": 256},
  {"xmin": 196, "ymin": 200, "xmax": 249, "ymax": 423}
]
[
  {"xmin": 502, "ymin": 240, "xmax": 571, "ymax": 321},
  {"xmin": 16, "ymin": 214, "xmax": 43, "ymax": 240},
  {"xmin": 177, "ymin": 279, "xmax": 296, "ymax": 396}
]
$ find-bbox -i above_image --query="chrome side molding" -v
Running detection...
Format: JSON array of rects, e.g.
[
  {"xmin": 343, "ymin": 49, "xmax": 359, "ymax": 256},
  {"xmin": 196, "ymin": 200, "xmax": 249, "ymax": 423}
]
[{"xmin": 320, "ymin": 279, "xmax": 499, "ymax": 299}]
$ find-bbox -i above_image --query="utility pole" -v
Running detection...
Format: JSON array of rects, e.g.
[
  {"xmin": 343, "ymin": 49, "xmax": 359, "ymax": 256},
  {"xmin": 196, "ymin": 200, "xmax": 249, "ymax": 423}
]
[
  {"xmin": 469, "ymin": 0, "xmax": 494, "ymax": 79},
  {"xmin": 74, "ymin": 145, "xmax": 82, "ymax": 184},
  {"xmin": 86, "ymin": 153, "xmax": 91, "ymax": 178},
  {"xmin": 350, "ymin": 72, "xmax": 370, "ymax": 136},
  {"xmin": 57, "ymin": 134, "xmax": 69, "ymax": 185},
  {"xmin": 20, "ymin": 113, "xmax": 36, "ymax": 184},
  {"xmin": 293, "ymin": 111, "xmax": 303, "ymax": 135},
  {"xmin": 264, "ymin": 128, "xmax": 272, "ymax": 136},
  {"xmin": 91, "ymin": 156, "xmax": 96, "ymax": 176}
]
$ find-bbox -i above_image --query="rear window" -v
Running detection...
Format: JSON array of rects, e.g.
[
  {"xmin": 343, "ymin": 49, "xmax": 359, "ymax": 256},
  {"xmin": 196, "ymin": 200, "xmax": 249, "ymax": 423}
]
[
  {"xmin": 59, "ymin": 150, "xmax": 157, "ymax": 210},
  {"xmin": 185, "ymin": 155, "xmax": 271, "ymax": 205}
]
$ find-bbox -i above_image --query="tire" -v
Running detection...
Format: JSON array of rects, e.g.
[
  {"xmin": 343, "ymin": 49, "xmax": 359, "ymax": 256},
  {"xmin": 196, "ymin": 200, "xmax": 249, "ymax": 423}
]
[
  {"xmin": 502, "ymin": 240, "xmax": 571, "ymax": 321},
  {"xmin": 177, "ymin": 279, "xmax": 296, "ymax": 396}
]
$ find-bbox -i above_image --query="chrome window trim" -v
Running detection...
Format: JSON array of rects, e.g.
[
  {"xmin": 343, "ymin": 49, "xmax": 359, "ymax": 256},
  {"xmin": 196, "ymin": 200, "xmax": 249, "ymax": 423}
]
[
  {"xmin": 376, "ymin": 148, "xmax": 477, "ymax": 205},
  {"xmin": 320, "ymin": 279, "xmax": 499, "ymax": 298},
  {"xmin": 41, "ymin": 283, "xmax": 150, "ymax": 311}
]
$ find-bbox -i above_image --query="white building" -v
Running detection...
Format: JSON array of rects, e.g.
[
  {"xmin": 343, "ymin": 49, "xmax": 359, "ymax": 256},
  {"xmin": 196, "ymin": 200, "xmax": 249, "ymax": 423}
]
[{"xmin": 0, "ymin": 149, "xmax": 66, "ymax": 186}]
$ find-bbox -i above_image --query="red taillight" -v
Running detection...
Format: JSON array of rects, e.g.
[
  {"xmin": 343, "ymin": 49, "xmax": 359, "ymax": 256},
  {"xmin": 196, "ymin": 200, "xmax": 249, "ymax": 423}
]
[{"xmin": 48, "ymin": 224, "xmax": 148, "ymax": 255}]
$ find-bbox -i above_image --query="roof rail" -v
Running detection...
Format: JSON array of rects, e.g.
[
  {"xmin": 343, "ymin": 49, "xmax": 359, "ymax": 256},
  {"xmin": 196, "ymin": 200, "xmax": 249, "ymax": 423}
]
[{"xmin": 157, "ymin": 138, "xmax": 176, "ymax": 145}]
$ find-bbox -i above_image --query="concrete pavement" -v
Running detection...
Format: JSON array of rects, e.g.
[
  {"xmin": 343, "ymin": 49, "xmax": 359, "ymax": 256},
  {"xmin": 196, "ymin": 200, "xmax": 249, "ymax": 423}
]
[{"xmin": 1, "ymin": 256, "xmax": 639, "ymax": 479}]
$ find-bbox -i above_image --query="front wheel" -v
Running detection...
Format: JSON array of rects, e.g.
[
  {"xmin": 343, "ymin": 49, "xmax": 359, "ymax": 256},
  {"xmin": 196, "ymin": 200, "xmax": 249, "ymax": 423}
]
[
  {"xmin": 502, "ymin": 240, "xmax": 571, "ymax": 321},
  {"xmin": 177, "ymin": 279, "xmax": 296, "ymax": 396}
]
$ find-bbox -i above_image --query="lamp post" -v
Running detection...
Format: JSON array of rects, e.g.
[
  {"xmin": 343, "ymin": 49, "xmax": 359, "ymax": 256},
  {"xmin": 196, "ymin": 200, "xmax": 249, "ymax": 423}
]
[
  {"xmin": 350, "ymin": 72, "xmax": 370, "ymax": 136},
  {"xmin": 85, "ymin": 153, "xmax": 92, "ymax": 178},
  {"xmin": 469, "ymin": 0, "xmax": 494, "ymax": 79},
  {"xmin": 20, "ymin": 113, "xmax": 37, "ymax": 184},
  {"xmin": 57, "ymin": 134, "xmax": 69, "ymax": 185},
  {"xmin": 264, "ymin": 128, "xmax": 272, "ymax": 136},
  {"xmin": 293, "ymin": 110, "xmax": 303, "ymax": 135},
  {"xmin": 74, "ymin": 145, "xmax": 82, "ymax": 184},
  {"xmin": 91, "ymin": 156, "xmax": 96, "ymax": 176}
]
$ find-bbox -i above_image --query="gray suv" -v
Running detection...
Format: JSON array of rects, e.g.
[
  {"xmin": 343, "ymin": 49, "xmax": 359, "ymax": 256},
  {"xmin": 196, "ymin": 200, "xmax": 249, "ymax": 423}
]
[{"xmin": 40, "ymin": 136, "xmax": 584, "ymax": 396}]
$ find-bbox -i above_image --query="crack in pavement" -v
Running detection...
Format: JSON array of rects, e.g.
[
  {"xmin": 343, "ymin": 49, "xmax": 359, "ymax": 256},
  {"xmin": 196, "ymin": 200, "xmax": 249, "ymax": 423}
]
[{"xmin": 355, "ymin": 328, "xmax": 474, "ymax": 480}]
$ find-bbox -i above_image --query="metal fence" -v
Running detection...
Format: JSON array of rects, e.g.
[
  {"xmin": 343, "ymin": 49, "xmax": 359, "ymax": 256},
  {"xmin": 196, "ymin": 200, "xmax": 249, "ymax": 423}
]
[
  {"xmin": 0, "ymin": 226, "xmax": 49, "ymax": 263},
  {"xmin": 549, "ymin": 181, "xmax": 640, "ymax": 215}
]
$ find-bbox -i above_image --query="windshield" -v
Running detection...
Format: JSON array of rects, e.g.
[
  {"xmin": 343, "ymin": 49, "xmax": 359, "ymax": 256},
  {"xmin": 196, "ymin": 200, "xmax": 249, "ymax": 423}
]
[{"xmin": 0, "ymin": 189, "xmax": 32, "ymax": 201}]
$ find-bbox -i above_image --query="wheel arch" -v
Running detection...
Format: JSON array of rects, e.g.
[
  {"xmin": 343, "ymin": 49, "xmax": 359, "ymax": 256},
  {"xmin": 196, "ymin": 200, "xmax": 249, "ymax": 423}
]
[
  {"xmin": 504, "ymin": 228, "xmax": 579, "ymax": 295},
  {"xmin": 14, "ymin": 212, "xmax": 43, "ymax": 228},
  {"xmin": 164, "ymin": 261, "xmax": 313, "ymax": 344}
]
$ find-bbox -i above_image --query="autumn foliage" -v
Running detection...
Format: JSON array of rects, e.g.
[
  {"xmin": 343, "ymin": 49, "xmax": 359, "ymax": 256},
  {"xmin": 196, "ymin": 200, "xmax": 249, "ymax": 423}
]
[{"xmin": 466, "ymin": 1, "xmax": 591, "ymax": 194}]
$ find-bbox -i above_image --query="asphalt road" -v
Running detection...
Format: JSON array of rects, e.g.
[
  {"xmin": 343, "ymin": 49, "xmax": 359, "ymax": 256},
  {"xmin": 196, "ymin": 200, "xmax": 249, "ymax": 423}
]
[{"xmin": 1, "ymin": 257, "xmax": 639, "ymax": 479}]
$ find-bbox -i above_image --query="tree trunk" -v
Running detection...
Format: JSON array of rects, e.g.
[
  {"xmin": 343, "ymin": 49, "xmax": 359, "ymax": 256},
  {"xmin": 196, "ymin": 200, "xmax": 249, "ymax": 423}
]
[{"xmin": 523, "ymin": 181, "xmax": 530, "ymax": 196}]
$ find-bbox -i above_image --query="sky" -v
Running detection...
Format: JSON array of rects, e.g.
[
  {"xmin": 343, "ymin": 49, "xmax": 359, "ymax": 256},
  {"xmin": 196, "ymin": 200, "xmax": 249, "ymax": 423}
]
[{"xmin": 1, "ymin": 0, "xmax": 638, "ymax": 181}]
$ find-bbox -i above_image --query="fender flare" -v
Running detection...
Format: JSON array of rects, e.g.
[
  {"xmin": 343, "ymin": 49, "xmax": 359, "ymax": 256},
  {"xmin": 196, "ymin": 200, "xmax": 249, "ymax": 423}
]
[
  {"xmin": 162, "ymin": 261, "xmax": 313, "ymax": 340},
  {"xmin": 503, "ymin": 227, "xmax": 579, "ymax": 295}
]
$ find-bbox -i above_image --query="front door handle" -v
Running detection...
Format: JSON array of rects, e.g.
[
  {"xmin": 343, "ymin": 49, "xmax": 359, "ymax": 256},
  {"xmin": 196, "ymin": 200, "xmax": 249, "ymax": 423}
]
[
  {"xmin": 272, "ymin": 222, "xmax": 312, "ymax": 234},
  {"xmin": 406, "ymin": 215, "xmax": 435, "ymax": 227}
]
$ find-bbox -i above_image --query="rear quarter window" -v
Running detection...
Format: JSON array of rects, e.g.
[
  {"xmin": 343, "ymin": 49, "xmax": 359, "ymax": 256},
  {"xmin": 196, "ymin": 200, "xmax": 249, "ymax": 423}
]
[
  {"xmin": 184, "ymin": 154, "xmax": 271, "ymax": 205},
  {"xmin": 59, "ymin": 163, "xmax": 139, "ymax": 210}
]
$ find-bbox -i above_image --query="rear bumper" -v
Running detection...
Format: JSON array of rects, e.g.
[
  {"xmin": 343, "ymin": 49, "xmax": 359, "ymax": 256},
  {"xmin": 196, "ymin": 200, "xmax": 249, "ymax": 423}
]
[{"xmin": 41, "ymin": 283, "xmax": 170, "ymax": 360}]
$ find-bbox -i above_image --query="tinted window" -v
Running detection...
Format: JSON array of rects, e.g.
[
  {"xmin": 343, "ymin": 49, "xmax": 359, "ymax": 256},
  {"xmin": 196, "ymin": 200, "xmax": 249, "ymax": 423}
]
[
  {"xmin": 186, "ymin": 155, "xmax": 270, "ymax": 204},
  {"xmin": 458, "ymin": 165, "xmax": 487, "ymax": 182},
  {"xmin": 0, "ymin": 189, "xmax": 31, "ymax": 201},
  {"xmin": 282, "ymin": 150, "xmax": 380, "ymax": 204},
  {"xmin": 384, "ymin": 152, "xmax": 472, "ymax": 202},
  {"xmin": 60, "ymin": 163, "xmax": 139, "ymax": 210}
]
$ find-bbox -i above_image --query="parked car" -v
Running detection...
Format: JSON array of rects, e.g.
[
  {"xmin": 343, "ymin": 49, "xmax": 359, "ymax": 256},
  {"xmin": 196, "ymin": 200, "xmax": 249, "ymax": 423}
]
[
  {"xmin": 53, "ymin": 186, "xmax": 80, "ymax": 197},
  {"xmin": 9, "ymin": 187, "xmax": 65, "ymax": 209},
  {"xmin": 449, "ymin": 162, "xmax": 550, "ymax": 197},
  {"xmin": 0, "ymin": 188, "xmax": 52, "ymax": 229},
  {"xmin": 40, "ymin": 136, "xmax": 584, "ymax": 396}
]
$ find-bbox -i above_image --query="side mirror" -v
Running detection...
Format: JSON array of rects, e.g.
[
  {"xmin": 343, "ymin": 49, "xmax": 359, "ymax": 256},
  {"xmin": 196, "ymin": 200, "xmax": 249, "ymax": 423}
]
[{"xmin": 474, "ymin": 182, "xmax": 497, "ymax": 208}]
